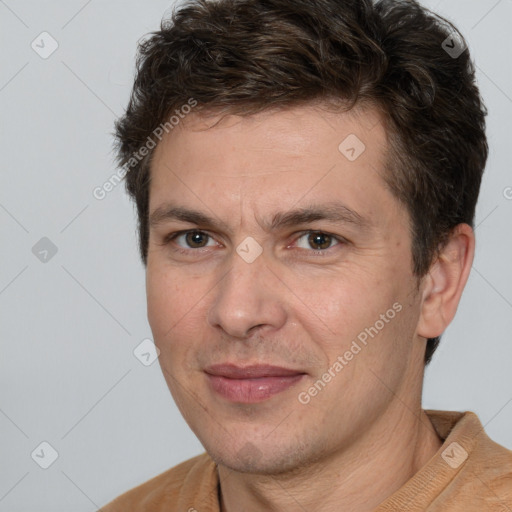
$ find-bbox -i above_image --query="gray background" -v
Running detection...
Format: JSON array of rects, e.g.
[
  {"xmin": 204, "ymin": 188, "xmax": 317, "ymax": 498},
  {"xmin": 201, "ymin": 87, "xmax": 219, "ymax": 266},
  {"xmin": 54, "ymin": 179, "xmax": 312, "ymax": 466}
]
[{"xmin": 0, "ymin": 0, "xmax": 511, "ymax": 510}]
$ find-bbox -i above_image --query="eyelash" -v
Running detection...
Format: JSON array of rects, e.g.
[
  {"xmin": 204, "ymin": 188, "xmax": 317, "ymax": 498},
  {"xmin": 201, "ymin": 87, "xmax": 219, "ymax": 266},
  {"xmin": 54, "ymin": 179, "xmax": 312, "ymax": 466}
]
[{"xmin": 162, "ymin": 230, "xmax": 346, "ymax": 256}]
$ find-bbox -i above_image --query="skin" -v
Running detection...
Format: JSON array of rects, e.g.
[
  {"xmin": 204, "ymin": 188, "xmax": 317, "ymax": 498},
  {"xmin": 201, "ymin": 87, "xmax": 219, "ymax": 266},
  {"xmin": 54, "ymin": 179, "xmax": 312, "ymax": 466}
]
[{"xmin": 146, "ymin": 104, "xmax": 474, "ymax": 511}]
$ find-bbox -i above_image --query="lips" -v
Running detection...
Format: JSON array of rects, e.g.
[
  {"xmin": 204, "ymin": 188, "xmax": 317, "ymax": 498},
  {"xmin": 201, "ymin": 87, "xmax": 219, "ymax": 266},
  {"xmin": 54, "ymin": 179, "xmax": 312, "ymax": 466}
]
[{"xmin": 205, "ymin": 364, "xmax": 306, "ymax": 403}]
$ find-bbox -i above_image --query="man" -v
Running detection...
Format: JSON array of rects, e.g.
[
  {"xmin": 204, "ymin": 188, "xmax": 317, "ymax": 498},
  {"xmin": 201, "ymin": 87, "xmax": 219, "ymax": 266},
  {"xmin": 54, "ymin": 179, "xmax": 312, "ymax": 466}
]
[{"xmin": 101, "ymin": 0, "xmax": 512, "ymax": 510}]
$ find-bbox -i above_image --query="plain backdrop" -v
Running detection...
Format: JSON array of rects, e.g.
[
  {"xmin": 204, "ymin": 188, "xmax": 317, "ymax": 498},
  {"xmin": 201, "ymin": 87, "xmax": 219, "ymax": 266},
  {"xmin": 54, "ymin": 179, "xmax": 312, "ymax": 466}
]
[{"xmin": 0, "ymin": 0, "xmax": 511, "ymax": 510}]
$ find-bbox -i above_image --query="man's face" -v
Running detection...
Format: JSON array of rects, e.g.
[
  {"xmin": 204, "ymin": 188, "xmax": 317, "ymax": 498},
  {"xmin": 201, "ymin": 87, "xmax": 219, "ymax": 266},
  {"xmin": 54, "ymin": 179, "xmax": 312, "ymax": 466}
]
[{"xmin": 146, "ymin": 105, "xmax": 427, "ymax": 474}]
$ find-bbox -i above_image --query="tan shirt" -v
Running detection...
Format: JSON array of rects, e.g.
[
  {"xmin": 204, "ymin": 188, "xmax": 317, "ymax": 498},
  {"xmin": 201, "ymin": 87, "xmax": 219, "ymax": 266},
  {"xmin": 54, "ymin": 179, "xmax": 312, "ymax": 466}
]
[{"xmin": 100, "ymin": 410, "xmax": 512, "ymax": 511}]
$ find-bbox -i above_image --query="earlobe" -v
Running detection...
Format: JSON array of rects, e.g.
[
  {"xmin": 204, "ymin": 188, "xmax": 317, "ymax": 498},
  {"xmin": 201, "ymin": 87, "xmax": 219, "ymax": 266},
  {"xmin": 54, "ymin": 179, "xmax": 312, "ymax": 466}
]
[{"xmin": 416, "ymin": 223, "xmax": 475, "ymax": 339}]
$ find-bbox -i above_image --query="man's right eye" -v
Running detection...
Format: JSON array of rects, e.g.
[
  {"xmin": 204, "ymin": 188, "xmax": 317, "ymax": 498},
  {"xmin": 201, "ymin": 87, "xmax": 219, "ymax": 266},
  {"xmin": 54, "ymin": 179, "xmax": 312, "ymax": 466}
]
[{"xmin": 165, "ymin": 230, "xmax": 217, "ymax": 250}]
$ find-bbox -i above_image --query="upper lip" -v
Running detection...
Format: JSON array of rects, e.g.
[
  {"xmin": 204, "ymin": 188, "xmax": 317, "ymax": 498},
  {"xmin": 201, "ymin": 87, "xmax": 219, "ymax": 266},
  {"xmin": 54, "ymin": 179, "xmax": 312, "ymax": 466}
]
[{"xmin": 205, "ymin": 364, "xmax": 305, "ymax": 379}]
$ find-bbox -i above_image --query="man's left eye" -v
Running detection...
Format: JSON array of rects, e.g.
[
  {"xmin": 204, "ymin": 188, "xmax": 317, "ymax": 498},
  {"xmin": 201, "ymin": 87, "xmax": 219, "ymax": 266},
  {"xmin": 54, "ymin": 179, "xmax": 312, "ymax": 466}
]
[{"xmin": 294, "ymin": 231, "xmax": 341, "ymax": 251}]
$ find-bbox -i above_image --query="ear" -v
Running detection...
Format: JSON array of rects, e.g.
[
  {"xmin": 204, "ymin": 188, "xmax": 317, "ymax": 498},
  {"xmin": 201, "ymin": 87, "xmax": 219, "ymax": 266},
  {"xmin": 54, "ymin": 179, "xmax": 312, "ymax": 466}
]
[{"xmin": 416, "ymin": 223, "xmax": 475, "ymax": 339}]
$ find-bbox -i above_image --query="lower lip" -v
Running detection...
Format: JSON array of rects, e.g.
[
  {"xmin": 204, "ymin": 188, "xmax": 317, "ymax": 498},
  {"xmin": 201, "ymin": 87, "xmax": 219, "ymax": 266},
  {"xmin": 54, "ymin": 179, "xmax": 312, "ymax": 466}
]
[{"xmin": 207, "ymin": 374, "xmax": 305, "ymax": 403}]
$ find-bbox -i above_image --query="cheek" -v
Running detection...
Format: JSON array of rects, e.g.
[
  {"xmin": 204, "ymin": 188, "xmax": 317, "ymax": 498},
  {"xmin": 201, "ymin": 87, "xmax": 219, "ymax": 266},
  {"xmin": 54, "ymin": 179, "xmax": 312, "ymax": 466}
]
[
  {"xmin": 146, "ymin": 272, "xmax": 202, "ymax": 380},
  {"xmin": 146, "ymin": 267, "xmax": 195, "ymax": 339},
  {"xmin": 146, "ymin": 269, "xmax": 169, "ymax": 334},
  {"xmin": 300, "ymin": 270, "xmax": 409, "ymax": 370},
  {"xmin": 297, "ymin": 267, "xmax": 392, "ymax": 332},
  {"xmin": 146, "ymin": 264, "xmax": 217, "ymax": 362}
]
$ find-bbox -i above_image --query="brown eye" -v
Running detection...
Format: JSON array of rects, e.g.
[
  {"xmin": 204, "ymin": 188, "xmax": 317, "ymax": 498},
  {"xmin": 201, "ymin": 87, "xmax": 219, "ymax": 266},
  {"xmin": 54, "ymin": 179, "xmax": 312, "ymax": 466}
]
[
  {"xmin": 184, "ymin": 231, "xmax": 210, "ymax": 248},
  {"xmin": 308, "ymin": 232, "xmax": 335, "ymax": 250},
  {"xmin": 166, "ymin": 230, "xmax": 214, "ymax": 249},
  {"xmin": 294, "ymin": 231, "xmax": 342, "ymax": 252}
]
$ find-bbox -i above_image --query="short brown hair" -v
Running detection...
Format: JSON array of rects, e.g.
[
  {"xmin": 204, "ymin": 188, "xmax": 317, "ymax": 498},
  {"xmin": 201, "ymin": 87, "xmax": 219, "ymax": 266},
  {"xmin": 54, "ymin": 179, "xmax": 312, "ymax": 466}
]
[{"xmin": 114, "ymin": 0, "xmax": 488, "ymax": 364}]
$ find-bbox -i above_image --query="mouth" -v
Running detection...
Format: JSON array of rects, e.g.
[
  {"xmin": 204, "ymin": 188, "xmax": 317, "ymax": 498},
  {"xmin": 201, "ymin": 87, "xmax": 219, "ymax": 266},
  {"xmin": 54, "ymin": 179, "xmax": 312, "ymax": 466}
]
[{"xmin": 204, "ymin": 364, "xmax": 307, "ymax": 403}]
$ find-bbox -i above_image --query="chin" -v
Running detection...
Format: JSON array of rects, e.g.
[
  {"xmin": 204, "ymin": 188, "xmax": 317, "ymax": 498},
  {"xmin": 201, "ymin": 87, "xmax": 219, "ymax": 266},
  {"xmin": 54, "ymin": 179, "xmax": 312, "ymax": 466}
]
[{"xmin": 205, "ymin": 438, "xmax": 316, "ymax": 476}]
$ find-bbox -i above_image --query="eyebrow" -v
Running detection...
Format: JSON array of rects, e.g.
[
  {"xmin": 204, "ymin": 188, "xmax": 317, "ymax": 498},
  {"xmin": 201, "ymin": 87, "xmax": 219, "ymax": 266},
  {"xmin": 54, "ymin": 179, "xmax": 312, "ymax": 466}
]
[{"xmin": 149, "ymin": 201, "xmax": 371, "ymax": 234}]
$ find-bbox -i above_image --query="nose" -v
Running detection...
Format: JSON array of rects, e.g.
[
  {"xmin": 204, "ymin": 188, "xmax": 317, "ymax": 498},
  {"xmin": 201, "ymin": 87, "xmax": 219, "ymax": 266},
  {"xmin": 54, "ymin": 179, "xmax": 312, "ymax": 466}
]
[{"xmin": 207, "ymin": 248, "xmax": 287, "ymax": 339}]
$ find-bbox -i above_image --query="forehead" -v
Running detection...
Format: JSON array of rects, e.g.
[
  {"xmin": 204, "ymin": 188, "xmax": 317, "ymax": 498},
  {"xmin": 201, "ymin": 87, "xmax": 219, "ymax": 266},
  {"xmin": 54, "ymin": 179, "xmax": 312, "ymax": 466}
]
[
  {"xmin": 148, "ymin": 104, "xmax": 402, "ymax": 230},
  {"xmin": 152, "ymin": 103, "xmax": 386, "ymax": 170}
]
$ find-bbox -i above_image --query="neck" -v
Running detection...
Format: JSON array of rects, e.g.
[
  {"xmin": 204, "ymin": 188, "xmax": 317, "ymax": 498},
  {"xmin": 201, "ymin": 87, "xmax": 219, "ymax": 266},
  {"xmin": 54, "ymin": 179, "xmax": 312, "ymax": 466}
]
[{"xmin": 218, "ymin": 407, "xmax": 443, "ymax": 512}]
